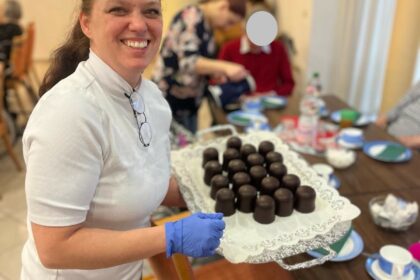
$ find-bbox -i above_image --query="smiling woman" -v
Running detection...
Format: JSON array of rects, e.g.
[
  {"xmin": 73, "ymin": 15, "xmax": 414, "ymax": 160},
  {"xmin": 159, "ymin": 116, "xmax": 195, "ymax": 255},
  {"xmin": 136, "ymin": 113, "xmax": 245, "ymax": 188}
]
[{"xmin": 21, "ymin": 0, "xmax": 225, "ymax": 279}]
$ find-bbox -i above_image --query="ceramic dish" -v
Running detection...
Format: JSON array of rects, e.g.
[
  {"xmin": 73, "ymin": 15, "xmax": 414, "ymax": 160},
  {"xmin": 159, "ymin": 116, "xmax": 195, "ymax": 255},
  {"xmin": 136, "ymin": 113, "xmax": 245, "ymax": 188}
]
[
  {"xmin": 337, "ymin": 136, "xmax": 364, "ymax": 149},
  {"xmin": 226, "ymin": 111, "xmax": 268, "ymax": 127},
  {"xmin": 261, "ymin": 96, "xmax": 287, "ymax": 109},
  {"xmin": 330, "ymin": 110, "xmax": 371, "ymax": 127},
  {"xmin": 363, "ymin": 141, "xmax": 412, "ymax": 163},
  {"xmin": 329, "ymin": 174, "xmax": 341, "ymax": 189},
  {"xmin": 365, "ymin": 253, "xmax": 419, "ymax": 280},
  {"xmin": 307, "ymin": 230, "xmax": 364, "ymax": 262}
]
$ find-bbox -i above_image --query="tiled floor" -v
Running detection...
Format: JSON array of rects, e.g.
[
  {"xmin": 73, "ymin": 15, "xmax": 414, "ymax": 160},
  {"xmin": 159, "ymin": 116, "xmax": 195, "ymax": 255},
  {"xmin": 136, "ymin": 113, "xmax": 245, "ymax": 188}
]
[{"xmin": 0, "ymin": 140, "xmax": 27, "ymax": 280}]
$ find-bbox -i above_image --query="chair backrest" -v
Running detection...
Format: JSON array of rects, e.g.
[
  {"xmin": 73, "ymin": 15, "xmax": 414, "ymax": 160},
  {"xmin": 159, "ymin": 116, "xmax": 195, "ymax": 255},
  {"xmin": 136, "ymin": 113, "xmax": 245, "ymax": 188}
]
[
  {"xmin": 24, "ymin": 22, "xmax": 35, "ymax": 70},
  {"xmin": 9, "ymin": 22, "xmax": 35, "ymax": 79},
  {"xmin": 9, "ymin": 35, "xmax": 26, "ymax": 79}
]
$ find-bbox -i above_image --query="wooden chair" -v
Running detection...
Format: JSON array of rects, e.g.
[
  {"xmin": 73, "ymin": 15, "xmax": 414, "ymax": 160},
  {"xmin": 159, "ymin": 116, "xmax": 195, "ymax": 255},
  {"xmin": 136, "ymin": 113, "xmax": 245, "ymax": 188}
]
[
  {"xmin": 5, "ymin": 22, "xmax": 39, "ymax": 120},
  {"xmin": 146, "ymin": 212, "xmax": 294, "ymax": 280},
  {"xmin": 0, "ymin": 63, "xmax": 23, "ymax": 171}
]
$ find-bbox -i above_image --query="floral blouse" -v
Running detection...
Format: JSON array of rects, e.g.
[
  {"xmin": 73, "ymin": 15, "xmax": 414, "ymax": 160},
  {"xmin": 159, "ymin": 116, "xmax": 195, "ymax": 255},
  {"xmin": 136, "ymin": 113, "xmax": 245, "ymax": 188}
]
[{"xmin": 152, "ymin": 5, "xmax": 216, "ymax": 117}]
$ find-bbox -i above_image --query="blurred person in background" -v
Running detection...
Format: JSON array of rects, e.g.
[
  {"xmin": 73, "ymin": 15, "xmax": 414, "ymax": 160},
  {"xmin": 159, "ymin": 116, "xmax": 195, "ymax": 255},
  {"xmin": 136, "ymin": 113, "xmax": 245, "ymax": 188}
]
[
  {"xmin": 152, "ymin": 0, "xmax": 249, "ymax": 133},
  {"xmin": 21, "ymin": 0, "xmax": 225, "ymax": 279},
  {"xmin": 217, "ymin": 1, "xmax": 294, "ymax": 97},
  {"xmin": 0, "ymin": 0, "xmax": 22, "ymax": 64},
  {"xmin": 0, "ymin": 0, "xmax": 23, "ymax": 120},
  {"xmin": 376, "ymin": 81, "xmax": 420, "ymax": 148}
]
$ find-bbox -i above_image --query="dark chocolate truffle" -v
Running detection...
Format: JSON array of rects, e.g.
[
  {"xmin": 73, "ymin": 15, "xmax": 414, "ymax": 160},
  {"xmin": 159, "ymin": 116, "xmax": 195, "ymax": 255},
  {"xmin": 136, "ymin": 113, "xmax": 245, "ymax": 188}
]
[
  {"xmin": 226, "ymin": 136, "xmax": 242, "ymax": 150},
  {"xmin": 237, "ymin": 184, "xmax": 257, "ymax": 213},
  {"xmin": 240, "ymin": 144, "xmax": 257, "ymax": 161},
  {"xmin": 253, "ymin": 195, "xmax": 275, "ymax": 224},
  {"xmin": 265, "ymin": 151, "xmax": 283, "ymax": 167},
  {"xmin": 222, "ymin": 148, "xmax": 241, "ymax": 171},
  {"xmin": 210, "ymin": 174, "xmax": 229, "ymax": 199},
  {"xmin": 295, "ymin": 185, "xmax": 316, "ymax": 213},
  {"xmin": 268, "ymin": 162, "xmax": 287, "ymax": 180},
  {"xmin": 232, "ymin": 172, "xmax": 251, "ymax": 193},
  {"xmin": 204, "ymin": 160, "xmax": 222, "ymax": 186},
  {"xmin": 258, "ymin": 141, "xmax": 275, "ymax": 157},
  {"xmin": 281, "ymin": 174, "xmax": 300, "ymax": 193},
  {"xmin": 274, "ymin": 188, "xmax": 294, "ymax": 217},
  {"xmin": 246, "ymin": 153, "xmax": 265, "ymax": 169},
  {"xmin": 215, "ymin": 188, "xmax": 236, "ymax": 216},
  {"xmin": 249, "ymin": 165, "xmax": 267, "ymax": 189},
  {"xmin": 227, "ymin": 159, "xmax": 247, "ymax": 180},
  {"xmin": 260, "ymin": 176, "xmax": 280, "ymax": 196},
  {"xmin": 202, "ymin": 147, "xmax": 219, "ymax": 167}
]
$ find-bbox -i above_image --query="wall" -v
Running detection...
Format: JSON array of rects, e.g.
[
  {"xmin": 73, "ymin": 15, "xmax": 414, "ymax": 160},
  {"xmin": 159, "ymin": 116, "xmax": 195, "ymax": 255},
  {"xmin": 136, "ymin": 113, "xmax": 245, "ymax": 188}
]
[
  {"xmin": 380, "ymin": 0, "xmax": 420, "ymax": 113},
  {"xmin": 20, "ymin": 0, "xmax": 78, "ymax": 60},
  {"xmin": 277, "ymin": 0, "xmax": 312, "ymax": 90}
]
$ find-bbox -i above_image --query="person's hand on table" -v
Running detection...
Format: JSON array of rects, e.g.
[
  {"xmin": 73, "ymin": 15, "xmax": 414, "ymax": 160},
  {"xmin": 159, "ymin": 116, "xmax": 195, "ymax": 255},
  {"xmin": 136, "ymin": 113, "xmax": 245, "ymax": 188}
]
[
  {"xmin": 165, "ymin": 212, "xmax": 225, "ymax": 258},
  {"xmin": 397, "ymin": 135, "xmax": 420, "ymax": 149},
  {"xmin": 375, "ymin": 115, "xmax": 388, "ymax": 129},
  {"xmin": 223, "ymin": 61, "xmax": 249, "ymax": 82}
]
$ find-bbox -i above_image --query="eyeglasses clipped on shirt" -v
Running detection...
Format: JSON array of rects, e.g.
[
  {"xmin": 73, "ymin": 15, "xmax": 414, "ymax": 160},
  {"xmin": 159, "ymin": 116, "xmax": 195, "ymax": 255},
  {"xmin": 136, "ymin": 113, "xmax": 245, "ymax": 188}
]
[{"xmin": 124, "ymin": 92, "xmax": 152, "ymax": 147}]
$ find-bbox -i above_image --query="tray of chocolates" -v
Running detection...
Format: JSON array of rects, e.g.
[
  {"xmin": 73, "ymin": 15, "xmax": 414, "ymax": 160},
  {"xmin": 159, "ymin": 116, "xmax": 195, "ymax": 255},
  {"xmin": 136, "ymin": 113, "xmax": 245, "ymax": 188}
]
[{"xmin": 171, "ymin": 131, "xmax": 360, "ymax": 268}]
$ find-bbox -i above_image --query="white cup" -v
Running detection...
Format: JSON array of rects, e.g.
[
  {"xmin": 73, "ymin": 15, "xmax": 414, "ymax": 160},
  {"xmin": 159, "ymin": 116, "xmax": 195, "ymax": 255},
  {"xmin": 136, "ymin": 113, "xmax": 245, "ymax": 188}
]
[
  {"xmin": 312, "ymin": 163, "xmax": 333, "ymax": 183},
  {"xmin": 339, "ymin": 128, "xmax": 364, "ymax": 144},
  {"xmin": 379, "ymin": 245, "xmax": 413, "ymax": 278}
]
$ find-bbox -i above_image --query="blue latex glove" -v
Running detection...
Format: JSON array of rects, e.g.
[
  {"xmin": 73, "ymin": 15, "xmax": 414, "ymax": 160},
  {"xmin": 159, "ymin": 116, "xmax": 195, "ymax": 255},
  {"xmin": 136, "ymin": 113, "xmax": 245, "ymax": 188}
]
[{"xmin": 165, "ymin": 212, "xmax": 225, "ymax": 258}]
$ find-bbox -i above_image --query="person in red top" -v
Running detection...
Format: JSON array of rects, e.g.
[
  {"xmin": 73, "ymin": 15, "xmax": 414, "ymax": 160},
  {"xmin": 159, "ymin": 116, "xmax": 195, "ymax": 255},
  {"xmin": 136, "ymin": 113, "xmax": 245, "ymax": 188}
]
[{"xmin": 217, "ymin": 5, "xmax": 295, "ymax": 97}]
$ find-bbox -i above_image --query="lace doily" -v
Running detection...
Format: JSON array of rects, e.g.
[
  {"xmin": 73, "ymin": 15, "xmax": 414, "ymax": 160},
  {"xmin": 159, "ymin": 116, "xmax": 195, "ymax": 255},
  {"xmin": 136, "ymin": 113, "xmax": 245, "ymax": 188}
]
[{"xmin": 172, "ymin": 131, "xmax": 360, "ymax": 264}]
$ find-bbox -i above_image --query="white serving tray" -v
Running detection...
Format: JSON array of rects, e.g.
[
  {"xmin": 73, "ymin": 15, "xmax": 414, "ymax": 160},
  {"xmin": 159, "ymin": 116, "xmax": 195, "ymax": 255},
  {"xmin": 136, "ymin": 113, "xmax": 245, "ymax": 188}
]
[{"xmin": 172, "ymin": 130, "xmax": 360, "ymax": 270}]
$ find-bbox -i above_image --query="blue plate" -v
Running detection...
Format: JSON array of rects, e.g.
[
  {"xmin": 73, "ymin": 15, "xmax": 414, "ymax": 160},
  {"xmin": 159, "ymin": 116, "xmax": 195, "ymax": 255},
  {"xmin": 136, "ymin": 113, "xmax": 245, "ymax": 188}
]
[
  {"xmin": 363, "ymin": 141, "xmax": 412, "ymax": 163},
  {"xmin": 307, "ymin": 230, "xmax": 364, "ymax": 262},
  {"xmin": 226, "ymin": 111, "xmax": 268, "ymax": 127},
  {"xmin": 365, "ymin": 253, "xmax": 420, "ymax": 280},
  {"xmin": 330, "ymin": 110, "xmax": 371, "ymax": 126},
  {"xmin": 261, "ymin": 96, "xmax": 287, "ymax": 109},
  {"xmin": 329, "ymin": 174, "xmax": 341, "ymax": 189}
]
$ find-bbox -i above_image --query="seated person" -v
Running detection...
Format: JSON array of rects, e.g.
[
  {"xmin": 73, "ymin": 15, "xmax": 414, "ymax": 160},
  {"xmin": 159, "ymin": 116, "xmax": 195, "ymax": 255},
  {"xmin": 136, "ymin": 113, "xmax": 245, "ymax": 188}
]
[
  {"xmin": 376, "ymin": 81, "xmax": 420, "ymax": 148},
  {"xmin": 0, "ymin": 0, "xmax": 23, "ymax": 67},
  {"xmin": 217, "ymin": 4, "xmax": 295, "ymax": 98},
  {"xmin": 0, "ymin": 0, "xmax": 23, "ymax": 121}
]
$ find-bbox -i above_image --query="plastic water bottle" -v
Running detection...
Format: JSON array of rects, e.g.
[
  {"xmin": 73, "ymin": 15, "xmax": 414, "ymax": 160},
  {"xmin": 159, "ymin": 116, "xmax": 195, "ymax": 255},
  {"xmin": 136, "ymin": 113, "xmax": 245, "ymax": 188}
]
[{"xmin": 296, "ymin": 87, "xmax": 321, "ymax": 146}]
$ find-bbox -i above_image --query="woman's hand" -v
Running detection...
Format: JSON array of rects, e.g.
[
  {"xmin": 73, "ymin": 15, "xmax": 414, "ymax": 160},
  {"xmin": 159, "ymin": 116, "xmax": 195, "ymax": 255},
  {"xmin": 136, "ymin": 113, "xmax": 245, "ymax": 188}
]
[
  {"xmin": 165, "ymin": 212, "xmax": 225, "ymax": 257},
  {"xmin": 397, "ymin": 135, "xmax": 420, "ymax": 149},
  {"xmin": 222, "ymin": 61, "xmax": 249, "ymax": 82},
  {"xmin": 375, "ymin": 115, "xmax": 388, "ymax": 129}
]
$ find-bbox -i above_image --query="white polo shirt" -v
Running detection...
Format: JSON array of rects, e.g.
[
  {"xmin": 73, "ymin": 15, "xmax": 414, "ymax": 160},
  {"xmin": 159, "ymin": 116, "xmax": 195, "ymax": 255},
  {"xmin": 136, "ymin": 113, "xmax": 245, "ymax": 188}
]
[{"xmin": 21, "ymin": 51, "xmax": 172, "ymax": 279}]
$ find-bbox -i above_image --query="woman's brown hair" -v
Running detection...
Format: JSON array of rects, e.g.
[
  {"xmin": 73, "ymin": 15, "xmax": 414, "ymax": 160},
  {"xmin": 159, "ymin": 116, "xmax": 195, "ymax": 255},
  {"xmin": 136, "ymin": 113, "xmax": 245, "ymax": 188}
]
[{"xmin": 39, "ymin": 0, "xmax": 93, "ymax": 97}]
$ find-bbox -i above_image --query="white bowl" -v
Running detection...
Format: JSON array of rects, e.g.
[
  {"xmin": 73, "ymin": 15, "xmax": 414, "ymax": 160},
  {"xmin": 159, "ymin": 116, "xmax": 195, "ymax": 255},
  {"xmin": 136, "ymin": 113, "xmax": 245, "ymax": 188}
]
[{"xmin": 325, "ymin": 148, "xmax": 356, "ymax": 169}]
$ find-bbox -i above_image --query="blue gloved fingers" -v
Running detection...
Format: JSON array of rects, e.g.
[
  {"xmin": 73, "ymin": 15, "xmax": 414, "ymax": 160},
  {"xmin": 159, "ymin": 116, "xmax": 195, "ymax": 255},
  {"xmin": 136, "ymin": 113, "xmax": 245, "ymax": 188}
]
[
  {"xmin": 196, "ymin": 212, "xmax": 224, "ymax": 220},
  {"xmin": 167, "ymin": 213, "xmax": 226, "ymax": 258},
  {"xmin": 210, "ymin": 219, "xmax": 226, "ymax": 231}
]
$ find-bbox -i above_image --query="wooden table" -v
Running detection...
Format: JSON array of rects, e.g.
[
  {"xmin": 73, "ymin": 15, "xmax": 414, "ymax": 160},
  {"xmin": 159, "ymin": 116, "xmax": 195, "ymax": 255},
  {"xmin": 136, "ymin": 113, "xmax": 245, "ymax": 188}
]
[{"xmin": 207, "ymin": 94, "xmax": 420, "ymax": 280}]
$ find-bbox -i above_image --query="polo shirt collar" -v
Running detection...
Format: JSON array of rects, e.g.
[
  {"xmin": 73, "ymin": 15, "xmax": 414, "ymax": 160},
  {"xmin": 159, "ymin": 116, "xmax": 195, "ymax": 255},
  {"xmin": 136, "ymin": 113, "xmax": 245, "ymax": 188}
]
[
  {"xmin": 240, "ymin": 36, "xmax": 271, "ymax": 55},
  {"xmin": 84, "ymin": 50, "xmax": 141, "ymax": 98}
]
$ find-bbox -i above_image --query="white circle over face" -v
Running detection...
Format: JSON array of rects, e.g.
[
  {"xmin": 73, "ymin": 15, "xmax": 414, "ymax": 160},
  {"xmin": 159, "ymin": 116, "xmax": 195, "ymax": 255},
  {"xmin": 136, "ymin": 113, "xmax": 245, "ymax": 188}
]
[{"xmin": 246, "ymin": 11, "xmax": 278, "ymax": 46}]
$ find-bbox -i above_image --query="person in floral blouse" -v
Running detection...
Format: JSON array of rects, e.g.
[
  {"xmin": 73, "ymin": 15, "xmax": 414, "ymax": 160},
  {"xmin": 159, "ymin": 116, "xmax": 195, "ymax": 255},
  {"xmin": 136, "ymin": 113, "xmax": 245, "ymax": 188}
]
[{"xmin": 152, "ymin": 0, "xmax": 248, "ymax": 133}]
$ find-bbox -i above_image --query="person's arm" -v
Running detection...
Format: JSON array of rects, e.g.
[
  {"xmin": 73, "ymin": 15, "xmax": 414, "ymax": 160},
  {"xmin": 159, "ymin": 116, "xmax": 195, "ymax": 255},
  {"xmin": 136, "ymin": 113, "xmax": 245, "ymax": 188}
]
[
  {"xmin": 375, "ymin": 114, "xmax": 388, "ymax": 129},
  {"xmin": 273, "ymin": 42, "xmax": 295, "ymax": 96},
  {"xmin": 195, "ymin": 56, "xmax": 248, "ymax": 82},
  {"xmin": 32, "ymin": 222, "xmax": 166, "ymax": 269},
  {"xmin": 161, "ymin": 175, "xmax": 186, "ymax": 208},
  {"xmin": 387, "ymin": 82, "xmax": 420, "ymax": 123},
  {"xmin": 397, "ymin": 135, "xmax": 420, "ymax": 149}
]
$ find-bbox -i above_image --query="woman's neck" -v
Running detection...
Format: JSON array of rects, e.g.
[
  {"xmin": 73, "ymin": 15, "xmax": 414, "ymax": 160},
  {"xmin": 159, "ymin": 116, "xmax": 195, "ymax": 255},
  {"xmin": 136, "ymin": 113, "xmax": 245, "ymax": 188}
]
[{"xmin": 199, "ymin": 3, "xmax": 215, "ymax": 29}]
